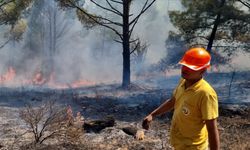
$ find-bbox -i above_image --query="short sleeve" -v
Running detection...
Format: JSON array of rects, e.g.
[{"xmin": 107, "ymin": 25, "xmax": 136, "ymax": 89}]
[
  {"xmin": 172, "ymin": 87, "xmax": 177, "ymax": 98},
  {"xmin": 201, "ymin": 92, "xmax": 218, "ymax": 120},
  {"xmin": 172, "ymin": 78, "xmax": 184, "ymax": 99}
]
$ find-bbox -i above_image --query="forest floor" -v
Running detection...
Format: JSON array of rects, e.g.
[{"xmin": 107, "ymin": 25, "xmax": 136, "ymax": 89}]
[{"xmin": 0, "ymin": 71, "xmax": 249, "ymax": 150}]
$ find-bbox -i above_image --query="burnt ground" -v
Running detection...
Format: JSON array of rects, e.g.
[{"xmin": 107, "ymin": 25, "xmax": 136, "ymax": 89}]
[{"xmin": 0, "ymin": 72, "xmax": 250, "ymax": 150}]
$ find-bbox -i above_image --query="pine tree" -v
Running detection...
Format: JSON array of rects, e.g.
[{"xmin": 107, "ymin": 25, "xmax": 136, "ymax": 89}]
[
  {"xmin": 57, "ymin": 0, "xmax": 156, "ymax": 88},
  {"xmin": 169, "ymin": 0, "xmax": 250, "ymax": 58}
]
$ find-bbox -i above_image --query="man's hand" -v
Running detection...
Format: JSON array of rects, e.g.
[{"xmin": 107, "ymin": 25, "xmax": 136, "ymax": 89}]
[
  {"xmin": 142, "ymin": 97, "xmax": 175, "ymax": 130},
  {"xmin": 142, "ymin": 114, "xmax": 153, "ymax": 130}
]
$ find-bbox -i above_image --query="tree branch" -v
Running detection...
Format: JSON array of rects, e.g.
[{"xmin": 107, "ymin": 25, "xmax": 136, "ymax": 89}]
[
  {"xmin": 130, "ymin": 38, "xmax": 140, "ymax": 54},
  {"xmin": 129, "ymin": 0, "xmax": 156, "ymax": 26},
  {"xmin": 114, "ymin": 39, "xmax": 122, "ymax": 43},
  {"xmin": 238, "ymin": 0, "xmax": 250, "ymax": 8},
  {"xmin": 129, "ymin": 0, "xmax": 156, "ymax": 37},
  {"xmin": 0, "ymin": 38, "xmax": 10, "ymax": 49},
  {"xmin": 68, "ymin": 1, "xmax": 123, "ymax": 40},
  {"xmin": 130, "ymin": 42, "xmax": 139, "ymax": 54},
  {"xmin": 106, "ymin": 0, "xmax": 123, "ymax": 16},
  {"xmin": 129, "ymin": 38, "xmax": 139, "ymax": 43},
  {"xmin": 0, "ymin": 0, "xmax": 14, "ymax": 8},
  {"xmin": 40, "ymin": 129, "xmax": 61, "ymax": 144},
  {"xmin": 94, "ymin": 15, "xmax": 123, "ymax": 26},
  {"xmin": 110, "ymin": 0, "xmax": 123, "ymax": 5},
  {"xmin": 90, "ymin": 0, "xmax": 122, "ymax": 16}
]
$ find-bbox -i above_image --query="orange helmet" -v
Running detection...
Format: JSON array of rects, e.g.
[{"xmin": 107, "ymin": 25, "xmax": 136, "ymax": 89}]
[{"xmin": 179, "ymin": 47, "xmax": 211, "ymax": 71}]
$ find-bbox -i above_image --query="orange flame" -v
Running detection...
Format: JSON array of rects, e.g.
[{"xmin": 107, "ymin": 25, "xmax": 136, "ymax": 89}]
[
  {"xmin": 0, "ymin": 67, "xmax": 96, "ymax": 89},
  {"xmin": 32, "ymin": 72, "xmax": 47, "ymax": 85},
  {"xmin": 70, "ymin": 80, "xmax": 95, "ymax": 88},
  {"xmin": 0, "ymin": 67, "xmax": 16, "ymax": 84},
  {"xmin": 47, "ymin": 72, "xmax": 69, "ymax": 89}
]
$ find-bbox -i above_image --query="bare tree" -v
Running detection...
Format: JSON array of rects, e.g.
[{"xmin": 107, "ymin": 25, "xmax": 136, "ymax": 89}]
[
  {"xmin": 19, "ymin": 101, "xmax": 66, "ymax": 144},
  {"xmin": 130, "ymin": 38, "xmax": 148, "ymax": 76},
  {"xmin": 57, "ymin": 0, "xmax": 156, "ymax": 88},
  {"xmin": 19, "ymin": 101, "xmax": 84, "ymax": 145}
]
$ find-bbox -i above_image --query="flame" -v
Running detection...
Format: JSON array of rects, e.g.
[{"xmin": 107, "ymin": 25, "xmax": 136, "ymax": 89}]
[
  {"xmin": 32, "ymin": 72, "xmax": 47, "ymax": 85},
  {"xmin": 0, "ymin": 67, "xmax": 16, "ymax": 84},
  {"xmin": 0, "ymin": 66, "xmax": 96, "ymax": 89},
  {"xmin": 47, "ymin": 73, "xmax": 95, "ymax": 89},
  {"xmin": 70, "ymin": 80, "xmax": 95, "ymax": 88},
  {"xmin": 47, "ymin": 73, "xmax": 69, "ymax": 89}
]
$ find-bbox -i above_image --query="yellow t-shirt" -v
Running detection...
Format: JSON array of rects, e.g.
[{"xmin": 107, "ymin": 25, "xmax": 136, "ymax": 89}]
[{"xmin": 170, "ymin": 78, "xmax": 218, "ymax": 150}]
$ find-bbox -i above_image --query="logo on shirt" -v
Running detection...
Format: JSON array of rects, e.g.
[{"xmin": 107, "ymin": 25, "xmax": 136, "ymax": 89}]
[{"xmin": 182, "ymin": 106, "xmax": 190, "ymax": 116}]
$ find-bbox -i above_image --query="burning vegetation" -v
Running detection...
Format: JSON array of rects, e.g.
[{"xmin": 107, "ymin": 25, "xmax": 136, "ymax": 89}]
[
  {"xmin": 0, "ymin": 66, "xmax": 96, "ymax": 89},
  {"xmin": 0, "ymin": 0, "xmax": 249, "ymax": 149}
]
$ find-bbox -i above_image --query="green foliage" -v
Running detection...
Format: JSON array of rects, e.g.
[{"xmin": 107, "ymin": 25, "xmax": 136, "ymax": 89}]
[
  {"xmin": 57, "ymin": 0, "xmax": 83, "ymax": 9},
  {"xmin": 9, "ymin": 18, "xmax": 27, "ymax": 41},
  {"xmin": 168, "ymin": 0, "xmax": 250, "ymax": 64},
  {"xmin": 57, "ymin": 0, "xmax": 99, "ymax": 28},
  {"xmin": 76, "ymin": 9, "xmax": 99, "ymax": 28},
  {"xmin": 0, "ymin": 0, "xmax": 32, "ymax": 49},
  {"xmin": 0, "ymin": 0, "xmax": 33, "ymax": 25}
]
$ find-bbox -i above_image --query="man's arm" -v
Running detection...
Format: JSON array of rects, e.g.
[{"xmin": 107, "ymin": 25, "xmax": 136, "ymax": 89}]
[
  {"xmin": 150, "ymin": 97, "xmax": 175, "ymax": 117},
  {"xmin": 205, "ymin": 119, "xmax": 220, "ymax": 150},
  {"xmin": 142, "ymin": 97, "xmax": 175, "ymax": 130}
]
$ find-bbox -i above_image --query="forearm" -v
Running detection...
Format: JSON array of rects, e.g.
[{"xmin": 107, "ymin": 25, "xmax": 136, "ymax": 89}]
[
  {"xmin": 208, "ymin": 128, "xmax": 220, "ymax": 150},
  {"xmin": 150, "ymin": 97, "xmax": 175, "ymax": 117},
  {"xmin": 206, "ymin": 119, "xmax": 220, "ymax": 150}
]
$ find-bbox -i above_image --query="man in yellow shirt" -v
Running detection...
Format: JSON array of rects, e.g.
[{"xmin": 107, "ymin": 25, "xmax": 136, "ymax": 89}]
[{"xmin": 142, "ymin": 47, "xmax": 220, "ymax": 150}]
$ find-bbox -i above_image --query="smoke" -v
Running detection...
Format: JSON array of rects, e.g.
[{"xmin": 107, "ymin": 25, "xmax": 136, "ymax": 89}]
[
  {"xmin": 53, "ymin": 21, "xmax": 122, "ymax": 83},
  {"xmin": 130, "ymin": 0, "xmax": 182, "ymax": 65},
  {"xmin": 0, "ymin": 0, "xmax": 183, "ymax": 87},
  {"xmin": 231, "ymin": 52, "xmax": 250, "ymax": 70}
]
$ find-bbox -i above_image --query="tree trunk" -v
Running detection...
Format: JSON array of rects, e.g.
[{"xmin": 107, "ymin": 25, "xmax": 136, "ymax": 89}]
[
  {"xmin": 48, "ymin": 0, "xmax": 56, "ymax": 76},
  {"xmin": 206, "ymin": 13, "xmax": 221, "ymax": 53},
  {"xmin": 122, "ymin": 0, "xmax": 131, "ymax": 88},
  {"xmin": 206, "ymin": 0, "xmax": 225, "ymax": 52}
]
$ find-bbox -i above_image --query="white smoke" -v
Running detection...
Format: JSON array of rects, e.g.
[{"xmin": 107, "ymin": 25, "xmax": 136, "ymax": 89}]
[
  {"xmin": 131, "ymin": 0, "xmax": 182, "ymax": 64},
  {"xmin": 0, "ymin": 0, "xmax": 183, "ymax": 87},
  {"xmin": 54, "ymin": 21, "xmax": 122, "ymax": 83},
  {"xmin": 231, "ymin": 52, "xmax": 250, "ymax": 70}
]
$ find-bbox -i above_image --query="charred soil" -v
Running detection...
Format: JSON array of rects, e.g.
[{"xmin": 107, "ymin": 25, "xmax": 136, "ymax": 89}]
[{"xmin": 0, "ymin": 82, "xmax": 249, "ymax": 150}]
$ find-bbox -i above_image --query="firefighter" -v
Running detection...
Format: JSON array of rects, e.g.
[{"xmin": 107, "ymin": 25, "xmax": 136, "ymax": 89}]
[{"xmin": 142, "ymin": 47, "xmax": 220, "ymax": 150}]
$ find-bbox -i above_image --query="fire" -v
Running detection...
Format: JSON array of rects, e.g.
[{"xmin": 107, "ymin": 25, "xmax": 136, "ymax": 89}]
[
  {"xmin": 32, "ymin": 72, "xmax": 47, "ymax": 85},
  {"xmin": 0, "ymin": 67, "xmax": 16, "ymax": 84},
  {"xmin": 47, "ymin": 73, "xmax": 69, "ymax": 89},
  {"xmin": 70, "ymin": 80, "xmax": 95, "ymax": 88},
  {"xmin": 0, "ymin": 66, "xmax": 96, "ymax": 89},
  {"xmin": 48, "ymin": 73, "xmax": 96, "ymax": 89}
]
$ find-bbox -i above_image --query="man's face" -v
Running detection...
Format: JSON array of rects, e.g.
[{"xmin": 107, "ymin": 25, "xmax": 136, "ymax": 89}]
[{"xmin": 181, "ymin": 66, "xmax": 204, "ymax": 80}]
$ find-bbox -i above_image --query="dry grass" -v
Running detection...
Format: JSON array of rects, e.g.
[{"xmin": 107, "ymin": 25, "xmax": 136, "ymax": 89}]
[
  {"xmin": 219, "ymin": 116, "xmax": 250, "ymax": 150},
  {"xmin": 18, "ymin": 102, "xmax": 84, "ymax": 148}
]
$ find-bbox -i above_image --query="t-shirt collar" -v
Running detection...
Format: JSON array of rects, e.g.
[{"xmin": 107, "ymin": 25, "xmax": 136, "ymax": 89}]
[{"xmin": 180, "ymin": 78, "xmax": 204, "ymax": 91}]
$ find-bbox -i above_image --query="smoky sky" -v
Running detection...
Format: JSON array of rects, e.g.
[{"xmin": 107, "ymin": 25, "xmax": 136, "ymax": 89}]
[
  {"xmin": 0, "ymin": 0, "xmax": 248, "ymax": 87},
  {"xmin": 0, "ymin": 0, "xmax": 181, "ymax": 86}
]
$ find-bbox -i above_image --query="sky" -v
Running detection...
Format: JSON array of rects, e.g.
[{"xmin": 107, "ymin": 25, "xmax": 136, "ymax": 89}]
[
  {"xmin": 0, "ymin": 0, "xmax": 249, "ymax": 87},
  {"xmin": 0, "ymin": 0, "xmax": 182, "ymax": 85}
]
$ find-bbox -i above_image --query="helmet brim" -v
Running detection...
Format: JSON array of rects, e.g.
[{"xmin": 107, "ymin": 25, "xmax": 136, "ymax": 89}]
[{"xmin": 178, "ymin": 60, "xmax": 210, "ymax": 71}]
